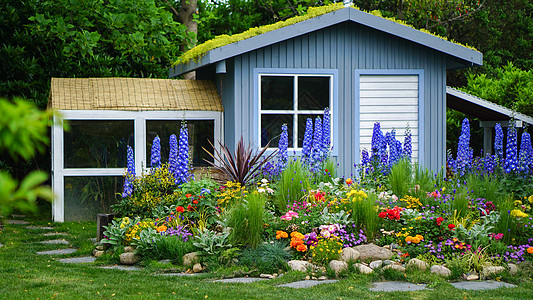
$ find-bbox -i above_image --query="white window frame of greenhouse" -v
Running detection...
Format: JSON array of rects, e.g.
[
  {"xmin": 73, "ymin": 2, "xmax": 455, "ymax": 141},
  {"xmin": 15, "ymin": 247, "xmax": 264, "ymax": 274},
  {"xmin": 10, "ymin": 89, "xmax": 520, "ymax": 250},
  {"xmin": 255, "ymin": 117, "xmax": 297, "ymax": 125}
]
[{"xmin": 51, "ymin": 110, "xmax": 224, "ymax": 222}]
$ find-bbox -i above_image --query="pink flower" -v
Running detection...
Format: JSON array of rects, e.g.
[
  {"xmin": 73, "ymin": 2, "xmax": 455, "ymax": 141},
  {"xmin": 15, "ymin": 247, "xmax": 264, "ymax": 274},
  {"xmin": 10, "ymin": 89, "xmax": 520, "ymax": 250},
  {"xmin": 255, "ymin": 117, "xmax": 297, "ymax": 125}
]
[
  {"xmin": 281, "ymin": 210, "xmax": 299, "ymax": 221},
  {"xmin": 430, "ymin": 190, "xmax": 442, "ymax": 198}
]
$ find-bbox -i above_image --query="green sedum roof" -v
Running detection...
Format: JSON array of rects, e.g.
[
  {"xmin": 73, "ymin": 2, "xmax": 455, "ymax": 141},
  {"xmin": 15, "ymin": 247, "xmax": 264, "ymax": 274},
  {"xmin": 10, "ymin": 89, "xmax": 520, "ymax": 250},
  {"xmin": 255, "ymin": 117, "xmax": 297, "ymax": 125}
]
[{"xmin": 173, "ymin": 3, "xmax": 477, "ymax": 66}]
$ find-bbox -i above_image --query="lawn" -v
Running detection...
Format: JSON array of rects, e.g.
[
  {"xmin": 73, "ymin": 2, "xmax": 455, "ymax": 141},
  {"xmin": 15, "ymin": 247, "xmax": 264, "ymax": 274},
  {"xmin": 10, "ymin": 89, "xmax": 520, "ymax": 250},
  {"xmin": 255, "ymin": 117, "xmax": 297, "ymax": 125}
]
[{"xmin": 1, "ymin": 219, "xmax": 532, "ymax": 299}]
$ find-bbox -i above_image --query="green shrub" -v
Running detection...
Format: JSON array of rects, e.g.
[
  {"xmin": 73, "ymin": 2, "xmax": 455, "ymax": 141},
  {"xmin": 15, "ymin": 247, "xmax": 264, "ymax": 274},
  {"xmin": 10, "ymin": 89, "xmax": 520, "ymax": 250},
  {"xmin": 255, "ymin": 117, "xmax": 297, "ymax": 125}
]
[
  {"xmin": 388, "ymin": 159, "xmax": 412, "ymax": 198},
  {"xmin": 363, "ymin": 193, "xmax": 379, "ymax": 240},
  {"xmin": 273, "ymin": 159, "xmax": 311, "ymax": 213},
  {"xmin": 227, "ymin": 192, "xmax": 266, "ymax": 248},
  {"xmin": 156, "ymin": 235, "xmax": 196, "ymax": 265},
  {"xmin": 239, "ymin": 241, "xmax": 293, "ymax": 273}
]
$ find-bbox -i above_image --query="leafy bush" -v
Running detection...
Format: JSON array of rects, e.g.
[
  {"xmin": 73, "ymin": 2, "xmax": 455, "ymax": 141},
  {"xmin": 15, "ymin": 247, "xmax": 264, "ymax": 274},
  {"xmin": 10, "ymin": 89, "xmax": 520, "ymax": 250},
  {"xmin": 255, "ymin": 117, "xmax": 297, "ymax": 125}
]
[
  {"xmin": 310, "ymin": 236, "xmax": 343, "ymax": 265},
  {"xmin": 239, "ymin": 241, "xmax": 292, "ymax": 274},
  {"xmin": 193, "ymin": 229, "xmax": 232, "ymax": 257},
  {"xmin": 272, "ymin": 159, "xmax": 311, "ymax": 213},
  {"xmin": 388, "ymin": 159, "xmax": 412, "ymax": 198},
  {"xmin": 227, "ymin": 192, "xmax": 266, "ymax": 248}
]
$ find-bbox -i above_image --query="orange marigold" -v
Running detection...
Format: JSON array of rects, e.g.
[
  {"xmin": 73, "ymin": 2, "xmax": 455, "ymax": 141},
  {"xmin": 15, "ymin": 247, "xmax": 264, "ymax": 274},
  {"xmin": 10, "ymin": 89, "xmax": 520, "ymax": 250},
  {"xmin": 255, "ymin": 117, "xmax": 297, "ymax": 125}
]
[
  {"xmin": 296, "ymin": 244, "xmax": 308, "ymax": 252},
  {"xmin": 405, "ymin": 236, "xmax": 413, "ymax": 243},
  {"xmin": 415, "ymin": 234, "xmax": 424, "ymax": 241},
  {"xmin": 156, "ymin": 225, "xmax": 167, "ymax": 232},
  {"xmin": 527, "ymin": 247, "xmax": 533, "ymax": 254}
]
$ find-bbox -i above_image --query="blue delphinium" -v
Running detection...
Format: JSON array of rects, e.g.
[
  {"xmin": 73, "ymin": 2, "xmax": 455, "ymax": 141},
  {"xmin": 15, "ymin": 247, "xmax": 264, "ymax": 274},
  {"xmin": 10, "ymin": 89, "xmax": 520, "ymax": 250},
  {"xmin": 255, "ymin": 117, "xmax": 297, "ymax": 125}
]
[
  {"xmin": 371, "ymin": 122, "xmax": 383, "ymax": 159},
  {"xmin": 311, "ymin": 116, "xmax": 323, "ymax": 172},
  {"xmin": 322, "ymin": 108, "xmax": 331, "ymax": 157},
  {"xmin": 177, "ymin": 124, "xmax": 190, "ymax": 184},
  {"xmin": 456, "ymin": 118, "xmax": 472, "ymax": 176},
  {"xmin": 519, "ymin": 131, "xmax": 532, "ymax": 173},
  {"xmin": 302, "ymin": 118, "xmax": 313, "ymax": 163},
  {"xmin": 504, "ymin": 123, "xmax": 518, "ymax": 174},
  {"xmin": 361, "ymin": 149, "xmax": 370, "ymax": 167},
  {"xmin": 122, "ymin": 145, "xmax": 135, "ymax": 198},
  {"xmin": 277, "ymin": 123, "xmax": 289, "ymax": 174},
  {"xmin": 386, "ymin": 131, "xmax": 397, "ymax": 167},
  {"xmin": 403, "ymin": 125, "xmax": 412, "ymax": 161},
  {"xmin": 169, "ymin": 134, "xmax": 178, "ymax": 178},
  {"xmin": 150, "ymin": 136, "xmax": 161, "ymax": 169},
  {"xmin": 494, "ymin": 123, "xmax": 504, "ymax": 160}
]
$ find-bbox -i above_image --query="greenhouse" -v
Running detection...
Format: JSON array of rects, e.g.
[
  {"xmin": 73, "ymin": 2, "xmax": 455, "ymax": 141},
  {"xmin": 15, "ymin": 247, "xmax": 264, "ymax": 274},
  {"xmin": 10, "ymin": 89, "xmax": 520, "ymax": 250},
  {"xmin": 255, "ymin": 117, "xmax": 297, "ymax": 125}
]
[{"xmin": 49, "ymin": 78, "xmax": 223, "ymax": 222}]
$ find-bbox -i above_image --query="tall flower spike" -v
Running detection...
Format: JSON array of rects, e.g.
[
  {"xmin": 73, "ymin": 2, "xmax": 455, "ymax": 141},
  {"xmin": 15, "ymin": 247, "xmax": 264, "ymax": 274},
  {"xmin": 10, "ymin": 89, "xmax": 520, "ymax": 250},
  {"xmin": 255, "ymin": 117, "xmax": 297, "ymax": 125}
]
[
  {"xmin": 519, "ymin": 131, "xmax": 532, "ymax": 173},
  {"xmin": 371, "ymin": 122, "xmax": 382, "ymax": 159},
  {"xmin": 302, "ymin": 118, "xmax": 313, "ymax": 163},
  {"xmin": 494, "ymin": 123, "xmax": 504, "ymax": 160},
  {"xmin": 311, "ymin": 116, "xmax": 323, "ymax": 172},
  {"xmin": 504, "ymin": 122, "xmax": 518, "ymax": 174},
  {"xmin": 177, "ymin": 124, "xmax": 190, "ymax": 184},
  {"xmin": 456, "ymin": 118, "xmax": 471, "ymax": 176},
  {"xmin": 403, "ymin": 125, "xmax": 412, "ymax": 161},
  {"xmin": 169, "ymin": 134, "xmax": 178, "ymax": 178},
  {"xmin": 277, "ymin": 123, "xmax": 289, "ymax": 173},
  {"xmin": 122, "ymin": 145, "xmax": 135, "ymax": 198},
  {"xmin": 150, "ymin": 136, "xmax": 161, "ymax": 169},
  {"xmin": 322, "ymin": 108, "xmax": 331, "ymax": 157}
]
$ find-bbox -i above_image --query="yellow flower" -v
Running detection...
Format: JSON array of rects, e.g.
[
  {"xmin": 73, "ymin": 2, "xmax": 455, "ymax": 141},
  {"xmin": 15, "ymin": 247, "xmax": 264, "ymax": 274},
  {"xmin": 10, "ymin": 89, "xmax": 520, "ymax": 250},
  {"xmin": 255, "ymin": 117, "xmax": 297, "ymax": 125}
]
[
  {"xmin": 411, "ymin": 237, "xmax": 420, "ymax": 244},
  {"xmin": 511, "ymin": 209, "xmax": 529, "ymax": 218},
  {"xmin": 528, "ymin": 195, "xmax": 533, "ymax": 204}
]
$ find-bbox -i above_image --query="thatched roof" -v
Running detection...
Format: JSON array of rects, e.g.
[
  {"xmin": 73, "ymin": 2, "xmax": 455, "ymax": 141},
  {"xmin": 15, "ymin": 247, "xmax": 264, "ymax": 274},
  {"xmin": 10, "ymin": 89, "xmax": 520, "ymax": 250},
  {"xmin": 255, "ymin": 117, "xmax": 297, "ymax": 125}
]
[{"xmin": 48, "ymin": 78, "xmax": 223, "ymax": 111}]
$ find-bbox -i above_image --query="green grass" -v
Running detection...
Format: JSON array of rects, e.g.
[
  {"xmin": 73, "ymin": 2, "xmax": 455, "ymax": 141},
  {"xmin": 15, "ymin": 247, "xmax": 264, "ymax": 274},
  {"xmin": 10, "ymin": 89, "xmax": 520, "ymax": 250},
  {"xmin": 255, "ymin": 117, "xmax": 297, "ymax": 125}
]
[{"xmin": 1, "ymin": 219, "xmax": 533, "ymax": 299}]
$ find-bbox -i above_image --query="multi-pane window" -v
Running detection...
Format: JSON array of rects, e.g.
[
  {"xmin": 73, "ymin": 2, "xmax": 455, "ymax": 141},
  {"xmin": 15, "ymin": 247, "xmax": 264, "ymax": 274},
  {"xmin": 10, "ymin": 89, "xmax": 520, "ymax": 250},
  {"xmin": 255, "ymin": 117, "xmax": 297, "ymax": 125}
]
[{"xmin": 259, "ymin": 74, "xmax": 333, "ymax": 149}]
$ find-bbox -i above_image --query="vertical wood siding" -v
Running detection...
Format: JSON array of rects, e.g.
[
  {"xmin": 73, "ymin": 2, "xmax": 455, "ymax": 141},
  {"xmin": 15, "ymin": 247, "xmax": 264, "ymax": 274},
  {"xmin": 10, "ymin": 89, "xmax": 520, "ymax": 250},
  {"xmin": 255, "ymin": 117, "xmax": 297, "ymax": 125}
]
[{"xmin": 226, "ymin": 22, "xmax": 447, "ymax": 176}]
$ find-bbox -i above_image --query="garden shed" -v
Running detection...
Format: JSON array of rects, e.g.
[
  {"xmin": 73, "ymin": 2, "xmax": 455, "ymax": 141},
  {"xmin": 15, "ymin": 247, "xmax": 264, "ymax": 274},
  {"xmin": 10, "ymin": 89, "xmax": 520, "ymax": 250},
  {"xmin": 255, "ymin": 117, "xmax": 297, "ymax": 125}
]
[
  {"xmin": 170, "ymin": 5, "xmax": 483, "ymax": 176},
  {"xmin": 49, "ymin": 77, "xmax": 223, "ymax": 222}
]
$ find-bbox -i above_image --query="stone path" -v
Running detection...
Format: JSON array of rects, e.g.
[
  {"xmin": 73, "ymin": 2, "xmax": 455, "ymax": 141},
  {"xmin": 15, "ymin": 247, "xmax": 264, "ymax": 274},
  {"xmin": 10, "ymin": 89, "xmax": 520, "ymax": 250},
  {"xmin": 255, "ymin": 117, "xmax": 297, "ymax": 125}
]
[
  {"xmin": 156, "ymin": 273, "xmax": 199, "ymax": 277},
  {"xmin": 37, "ymin": 248, "xmax": 77, "ymax": 255},
  {"xmin": 59, "ymin": 257, "xmax": 96, "ymax": 264},
  {"xmin": 97, "ymin": 265, "xmax": 141, "ymax": 271},
  {"xmin": 27, "ymin": 226, "xmax": 55, "ymax": 230},
  {"xmin": 40, "ymin": 239, "xmax": 70, "ymax": 245},
  {"xmin": 6, "ymin": 220, "xmax": 30, "ymax": 225},
  {"xmin": 0, "ymin": 243, "xmax": 3, "ymax": 248},
  {"xmin": 451, "ymin": 281, "xmax": 517, "ymax": 290},
  {"xmin": 370, "ymin": 281, "xmax": 428, "ymax": 292},
  {"xmin": 213, "ymin": 277, "xmax": 267, "ymax": 283},
  {"xmin": 43, "ymin": 232, "xmax": 69, "ymax": 236},
  {"xmin": 277, "ymin": 280, "xmax": 338, "ymax": 288}
]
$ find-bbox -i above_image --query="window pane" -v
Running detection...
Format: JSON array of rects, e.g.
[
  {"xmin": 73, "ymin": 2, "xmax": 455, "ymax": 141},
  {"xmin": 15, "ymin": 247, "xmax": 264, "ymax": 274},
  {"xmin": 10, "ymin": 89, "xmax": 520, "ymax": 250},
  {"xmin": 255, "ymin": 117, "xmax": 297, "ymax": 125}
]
[
  {"xmin": 261, "ymin": 76, "xmax": 294, "ymax": 110},
  {"xmin": 297, "ymin": 114, "xmax": 322, "ymax": 147},
  {"xmin": 298, "ymin": 76, "xmax": 330, "ymax": 110},
  {"xmin": 64, "ymin": 120, "xmax": 134, "ymax": 168},
  {"xmin": 261, "ymin": 114, "xmax": 293, "ymax": 148},
  {"xmin": 64, "ymin": 176, "xmax": 120, "ymax": 221},
  {"xmin": 146, "ymin": 120, "xmax": 214, "ymax": 167}
]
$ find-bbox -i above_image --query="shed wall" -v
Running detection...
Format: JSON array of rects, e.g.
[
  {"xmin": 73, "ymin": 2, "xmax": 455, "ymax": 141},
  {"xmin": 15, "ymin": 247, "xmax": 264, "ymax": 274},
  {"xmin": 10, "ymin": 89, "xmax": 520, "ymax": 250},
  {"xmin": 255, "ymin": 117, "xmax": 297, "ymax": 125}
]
[{"xmin": 224, "ymin": 21, "xmax": 447, "ymax": 176}]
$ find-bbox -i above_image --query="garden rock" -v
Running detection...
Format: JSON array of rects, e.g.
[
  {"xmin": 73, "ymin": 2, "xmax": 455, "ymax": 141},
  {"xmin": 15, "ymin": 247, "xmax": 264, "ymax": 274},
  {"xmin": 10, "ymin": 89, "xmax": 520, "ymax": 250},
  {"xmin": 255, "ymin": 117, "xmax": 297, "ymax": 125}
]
[
  {"xmin": 369, "ymin": 260, "xmax": 383, "ymax": 269},
  {"xmin": 383, "ymin": 260, "xmax": 393, "ymax": 266},
  {"xmin": 288, "ymin": 260, "xmax": 313, "ymax": 272},
  {"xmin": 340, "ymin": 247, "xmax": 360, "ymax": 262},
  {"xmin": 383, "ymin": 264, "xmax": 405, "ymax": 273},
  {"xmin": 119, "ymin": 252, "xmax": 140, "ymax": 265},
  {"xmin": 59, "ymin": 256, "xmax": 96, "ymax": 263},
  {"xmin": 183, "ymin": 252, "xmax": 200, "ymax": 267},
  {"xmin": 193, "ymin": 263, "xmax": 203, "ymax": 273},
  {"xmin": 123, "ymin": 246, "xmax": 135, "ymax": 253},
  {"xmin": 355, "ymin": 263, "xmax": 373, "ymax": 274},
  {"xmin": 451, "ymin": 280, "xmax": 516, "ymax": 290},
  {"xmin": 407, "ymin": 258, "xmax": 429, "ymax": 271},
  {"xmin": 353, "ymin": 244, "xmax": 393, "ymax": 262},
  {"xmin": 40, "ymin": 239, "xmax": 69, "ymax": 245},
  {"xmin": 482, "ymin": 266, "xmax": 505, "ymax": 279},
  {"xmin": 277, "ymin": 280, "xmax": 338, "ymax": 289},
  {"xmin": 370, "ymin": 281, "xmax": 428, "ymax": 292},
  {"xmin": 508, "ymin": 263, "xmax": 518, "ymax": 275},
  {"xmin": 318, "ymin": 276, "xmax": 327, "ymax": 280},
  {"xmin": 92, "ymin": 250, "xmax": 104, "ymax": 258},
  {"xmin": 430, "ymin": 265, "xmax": 451, "ymax": 277},
  {"xmin": 37, "ymin": 248, "xmax": 77, "ymax": 255},
  {"xmin": 158, "ymin": 259, "xmax": 171, "ymax": 264},
  {"xmin": 329, "ymin": 260, "xmax": 348, "ymax": 275},
  {"xmin": 260, "ymin": 274, "xmax": 274, "ymax": 279},
  {"xmin": 464, "ymin": 274, "xmax": 479, "ymax": 281}
]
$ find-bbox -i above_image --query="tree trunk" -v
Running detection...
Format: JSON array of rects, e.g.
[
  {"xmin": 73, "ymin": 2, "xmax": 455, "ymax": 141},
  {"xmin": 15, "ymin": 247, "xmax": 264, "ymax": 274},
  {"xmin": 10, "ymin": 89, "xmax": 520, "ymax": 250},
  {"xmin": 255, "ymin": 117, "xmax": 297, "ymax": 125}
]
[{"xmin": 178, "ymin": 0, "xmax": 197, "ymax": 80}]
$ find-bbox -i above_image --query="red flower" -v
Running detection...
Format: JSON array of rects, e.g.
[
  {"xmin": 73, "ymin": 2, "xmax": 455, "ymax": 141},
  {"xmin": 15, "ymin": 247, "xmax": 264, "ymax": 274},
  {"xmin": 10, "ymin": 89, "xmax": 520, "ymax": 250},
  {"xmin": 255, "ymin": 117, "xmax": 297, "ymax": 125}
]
[
  {"xmin": 176, "ymin": 206, "xmax": 185, "ymax": 213},
  {"xmin": 448, "ymin": 224, "xmax": 455, "ymax": 231},
  {"xmin": 187, "ymin": 205, "xmax": 194, "ymax": 211},
  {"xmin": 436, "ymin": 217, "xmax": 444, "ymax": 226},
  {"xmin": 378, "ymin": 211, "xmax": 387, "ymax": 218},
  {"xmin": 192, "ymin": 199, "xmax": 198, "ymax": 204},
  {"xmin": 185, "ymin": 193, "xmax": 192, "ymax": 198}
]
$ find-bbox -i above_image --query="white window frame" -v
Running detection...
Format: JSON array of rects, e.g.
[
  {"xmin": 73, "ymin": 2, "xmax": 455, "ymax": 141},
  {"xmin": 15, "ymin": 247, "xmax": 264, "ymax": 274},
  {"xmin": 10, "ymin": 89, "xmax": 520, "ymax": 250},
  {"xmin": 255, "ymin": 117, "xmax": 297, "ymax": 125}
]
[
  {"xmin": 256, "ymin": 71, "xmax": 335, "ymax": 154},
  {"xmin": 51, "ymin": 110, "xmax": 223, "ymax": 222}
]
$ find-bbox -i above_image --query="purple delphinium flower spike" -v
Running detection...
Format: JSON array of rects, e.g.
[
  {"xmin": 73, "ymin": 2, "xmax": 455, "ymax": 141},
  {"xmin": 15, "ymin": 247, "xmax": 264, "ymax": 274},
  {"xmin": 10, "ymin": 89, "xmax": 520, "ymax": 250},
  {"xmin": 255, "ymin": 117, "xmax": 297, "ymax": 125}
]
[
  {"xmin": 371, "ymin": 122, "xmax": 382, "ymax": 159},
  {"xmin": 122, "ymin": 145, "xmax": 135, "ymax": 198},
  {"xmin": 456, "ymin": 118, "xmax": 471, "ymax": 176},
  {"xmin": 150, "ymin": 136, "xmax": 161, "ymax": 169},
  {"xmin": 519, "ymin": 131, "xmax": 532, "ymax": 173},
  {"xmin": 311, "ymin": 116, "xmax": 323, "ymax": 172},
  {"xmin": 177, "ymin": 124, "xmax": 190, "ymax": 184},
  {"xmin": 504, "ymin": 123, "xmax": 518, "ymax": 174},
  {"xmin": 494, "ymin": 123, "xmax": 504, "ymax": 160},
  {"xmin": 302, "ymin": 118, "xmax": 313, "ymax": 163},
  {"xmin": 403, "ymin": 125, "xmax": 412, "ymax": 161},
  {"xmin": 277, "ymin": 123, "xmax": 289, "ymax": 174},
  {"xmin": 169, "ymin": 134, "xmax": 178, "ymax": 178},
  {"xmin": 322, "ymin": 107, "xmax": 331, "ymax": 157}
]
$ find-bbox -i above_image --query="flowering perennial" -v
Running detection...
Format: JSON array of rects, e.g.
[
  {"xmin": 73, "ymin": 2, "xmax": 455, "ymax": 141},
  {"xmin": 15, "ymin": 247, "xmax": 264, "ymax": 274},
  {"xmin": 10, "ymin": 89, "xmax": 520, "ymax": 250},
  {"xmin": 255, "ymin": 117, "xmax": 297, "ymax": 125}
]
[
  {"xmin": 122, "ymin": 145, "xmax": 135, "ymax": 198},
  {"xmin": 150, "ymin": 136, "xmax": 161, "ymax": 169}
]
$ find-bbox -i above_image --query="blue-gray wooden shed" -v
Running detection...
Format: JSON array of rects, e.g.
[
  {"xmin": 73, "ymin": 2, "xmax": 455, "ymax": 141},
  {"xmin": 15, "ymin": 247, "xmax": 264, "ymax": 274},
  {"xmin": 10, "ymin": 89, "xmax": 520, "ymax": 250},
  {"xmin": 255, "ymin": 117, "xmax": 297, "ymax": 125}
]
[{"xmin": 170, "ymin": 6, "xmax": 482, "ymax": 176}]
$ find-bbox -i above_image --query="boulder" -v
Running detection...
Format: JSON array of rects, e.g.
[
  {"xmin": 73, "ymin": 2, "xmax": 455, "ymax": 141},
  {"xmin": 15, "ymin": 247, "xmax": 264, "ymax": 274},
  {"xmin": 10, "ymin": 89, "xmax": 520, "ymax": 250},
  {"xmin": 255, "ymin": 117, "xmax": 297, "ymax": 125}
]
[
  {"xmin": 119, "ymin": 252, "xmax": 140, "ymax": 265},
  {"xmin": 183, "ymin": 252, "xmax": 200, "ymax": 267},
  {"xmin": 482, "ymin": 266, "xmax": 505, "ymax": 278},
  {"xmin": 93, "ymin": 250, "xmax": 104, "ymax": 258},
  {"xmin": 407, "ymin": 258, "xmax": 429, "ymax": 271},
  {"xmin": 430, "ymin": 265, "xmax": 451, "ymax": 277},
  {"xmin": 355, "ymin": 263, "xmax": 373, "ymax": 274},
  {"xmin": 318, "ymin": 276, "xmax": 327, "ymax": 281},
  {"xmin": 464, "ymin": 274, "xmax": 479, "ymax": 281},
  {"xmin": 369, "ymin": 260, "xmax": 383, "ymax": 269},
  {"xmin": 123, "ymin": 246, "xmax": 135, "ymax": 253},
  {"xmin": 383, "ymin": 264, "xmax": 405, "ymax": 272},
  {"xmin": 193, "ymin": 263, "xmax": 203, "ymax": 273},
  {"xmin": 329, "ymin": 260, "xmax": 348, "ymax": 275},
  {"xmin": 352, "ymin": 244, "xmax": 393, "ymax": 262},
  {"xmin": 288, "ymin": 260, "xmax": 313, "ymax": 272},
  {"xmin": 508, "ymin": 263, "xmax": 518, "ymax": 275},
  {"xmin": 340, "ymin": 247, "xmax": 360, "ymax": 262}
]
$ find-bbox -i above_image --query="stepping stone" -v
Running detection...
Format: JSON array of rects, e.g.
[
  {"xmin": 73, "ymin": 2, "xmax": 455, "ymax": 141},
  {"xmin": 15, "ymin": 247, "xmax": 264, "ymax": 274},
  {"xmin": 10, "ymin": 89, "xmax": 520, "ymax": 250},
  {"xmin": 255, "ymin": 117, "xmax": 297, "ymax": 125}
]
[
  {"xmin": 11, "ymin": 214, "xmax": 26, "ymax": 219},
  {"xmin": 370, "ymin": 281, "xmax": 428, "ymax": 292},
  {"xmin": 277, "ymin": 280, "xmax": 338, "ymax": 288},
  {"xmin": 98, "ymin": 265, "xmax": 141, "ymax": 271},
  {"xmin": 155, "ymin": 273, "xmax": 199, "ymax": 277},
  {"xmin": 37, "ymin": 248, "xmax": 77, "ymax": 255},
  {"xmin": 451, "ymin": 280, "xmax": 517, "ymax": 290},
  {"xmin": 43, "ymin": 232, "xmax": 69, "ymax": 236},
  {"xmin": 6, "ymin": 220, "xmax": 30, "ymax": 225},
  {"xmin": 40, "ymin": 239, "xmax": 69, "ymax": 245},
  {"xmin": 27, "ymin": 226, "xmax": 55, "ymax": 230},
  {"xmin": 214, "ymin": 277, "xmax": 267, "ymax": 283},
  {"xmin": 59, "ymin": 256, "xmax": 96, "ymax": 263},
  {"xmin": 0, "ymin": 243, "xmax": 3, "ymax": 248}
]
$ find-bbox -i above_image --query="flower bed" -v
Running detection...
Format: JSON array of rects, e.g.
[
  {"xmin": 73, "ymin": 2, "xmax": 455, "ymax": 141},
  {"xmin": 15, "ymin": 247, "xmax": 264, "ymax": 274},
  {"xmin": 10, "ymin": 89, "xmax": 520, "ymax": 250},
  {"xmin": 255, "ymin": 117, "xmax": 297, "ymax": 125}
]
[{"xmin": 100, "ymin": 116, "xmax": 533, "ymax": 280}]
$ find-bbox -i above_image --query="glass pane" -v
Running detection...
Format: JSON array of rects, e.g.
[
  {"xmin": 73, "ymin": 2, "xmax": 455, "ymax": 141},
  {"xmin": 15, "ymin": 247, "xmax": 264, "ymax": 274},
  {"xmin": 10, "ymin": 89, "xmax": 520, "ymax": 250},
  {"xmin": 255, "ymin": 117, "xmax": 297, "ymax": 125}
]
[
  {"xmin": 298, "ymin": 76, "xmax": 330, "ymax": 110},
  {"xmin": 146, "ymin": 120, "xmax": 214, "ymax": 167},
  {"xmin": 261, "ymin": 114, "xmax": 293, "ymax": 148},
  {"xmin": 64, "ymin": 176, "xmax": 120, "ymax": 221},
  {"xmin": 261, "ymin": 76, "xmax": 294, "ymax": 110},
  {"xmin": 297, "ymin": 114, "xmax": 322, "ymax": 148},
  {"xmin": 64, "ymin": 120, "xmax": 134, "ymax": 168}
]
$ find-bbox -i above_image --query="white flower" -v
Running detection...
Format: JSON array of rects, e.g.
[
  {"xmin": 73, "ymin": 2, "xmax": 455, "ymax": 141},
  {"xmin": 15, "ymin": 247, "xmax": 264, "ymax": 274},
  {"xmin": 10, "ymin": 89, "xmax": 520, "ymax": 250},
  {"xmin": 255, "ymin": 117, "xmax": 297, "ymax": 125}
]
[
  {"xmin": 324, "ymin": 182, "xmax": 332, "ymax": 188},
  {"xmin": 261, "ymin": 178, "xmax": 269, "ymax": 184},
  {"xmin": 266, "ymin": 188, "xmax": 274, "ymax": 194},
  {"xmin": 391, "ymin": 195, "xmax": 398, "ymax": 201},
  {"xmin": 258, "ymin": 188, "xmax": 266, "ymax": 193}
]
